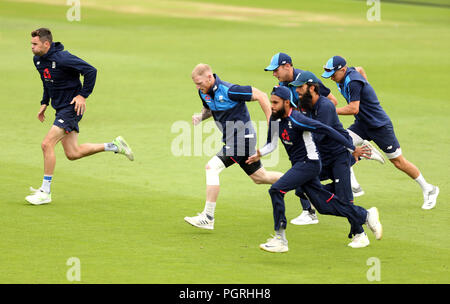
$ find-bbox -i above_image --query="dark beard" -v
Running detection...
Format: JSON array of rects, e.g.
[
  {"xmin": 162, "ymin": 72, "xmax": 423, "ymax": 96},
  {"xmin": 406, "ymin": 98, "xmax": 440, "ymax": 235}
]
[
  {"xmin": 271, "ymin": 106, "xmax": 286, "ymax": 120},
  {"xmin": 299, "ymin": 90, "xmax": 314, "ymax": 112}
]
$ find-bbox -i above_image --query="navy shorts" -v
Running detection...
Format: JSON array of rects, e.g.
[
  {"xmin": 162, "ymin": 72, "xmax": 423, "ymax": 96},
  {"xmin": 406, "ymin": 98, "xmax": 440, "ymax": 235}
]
[
  {"xmin": 53, "ymin": 105, "xmax": 83, "ymax": 134},
  {"xmin": 217, "ymin": 140, "xmax": 262, "ymax": 176},
  {"xmin": 348, "ymin": 120, "xmax": 401, "ymax": 158}
]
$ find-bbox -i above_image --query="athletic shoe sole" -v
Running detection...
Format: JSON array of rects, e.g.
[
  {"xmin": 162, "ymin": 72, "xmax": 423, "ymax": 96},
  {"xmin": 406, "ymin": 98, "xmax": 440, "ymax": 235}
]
[{"xmin": 184, "ymin": 217, "xmax": 214, "ymax": 230}]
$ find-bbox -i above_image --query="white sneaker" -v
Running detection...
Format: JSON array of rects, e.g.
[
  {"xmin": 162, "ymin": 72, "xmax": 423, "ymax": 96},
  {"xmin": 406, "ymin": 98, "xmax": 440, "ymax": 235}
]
[
  {"xmin": 184, "ymin": 212, "xmax": 214, "ymax": 230},
  {"xmin": 422, "ymin": 185, "xmax": 439, "ymax": 210},
  {"xmin": 362, "ymin": 140, "xmax": 385, "ymax": 164},
  {"xmin": 352, "ymin": 186, "xmax": 365, "ymax": 197},
  {"xmin": 112, "ymin": 136, "xmax": 134, "ymax": 161},
  {"xmin": 26, "ymin": 188, "xmax": 52, "ymax": 205},
  {"xmin": 348, "ymin": 232, "xmax": 370, "ymax": 248},
  {"xmin": 366, "ymin": 207, "xmax": 383, "ymax": 240},
  {"xmin": 290, "ymin": 210, "xmax": 319, "ymax": 225},
  {"xmin": 259, "ymin": 235, "xmax": 288, "ymax": 253}
]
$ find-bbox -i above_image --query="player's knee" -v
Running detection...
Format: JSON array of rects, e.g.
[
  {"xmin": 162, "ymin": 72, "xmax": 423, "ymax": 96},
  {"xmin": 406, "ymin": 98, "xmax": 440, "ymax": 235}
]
[
  {"xmin": 205, "ymin": 156, "xmax": 225, "ymax": 186},
  {"xmin": 65, "ymin": 154, "xmax": 77, "ymax": 161},
  {"xmin": 269, "ymin": 185, "xmax": 281, "ymax": 195},
  {"xmin": 390, "ymin": 157, "xmax": 405, "ymax": 170},
  {"xmin": 41, "ymin": 140, "xmax": 54, "ymax": 153},
  {"xmin": 251, "ymin": 175, "xmax": 264, "ymax": 184},
  {"xmin": 65, "ymin": 150, "xmax": 81, "ymax": 161}
]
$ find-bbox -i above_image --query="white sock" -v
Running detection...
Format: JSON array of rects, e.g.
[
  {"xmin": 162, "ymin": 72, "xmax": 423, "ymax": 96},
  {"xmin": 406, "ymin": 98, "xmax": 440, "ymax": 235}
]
[
  {"xmin": 41, "ymin": 175, "xmax": 52, "ymax": 193},
  {"xmin": 276, "ymin": 228, "xmax": 287, "ymax": 241},
  {"xmin": 350, "ymin": 167, "xmax": 360, "ymax": 188},
  {"xmin": 104, "ymin": 142, "xmax": 118, "ymax": 152},
  {"xmin": 415, "ymin": 173, "xmax": 432, "ymax": 193},
  {"xmin": 203, "ymin": 201, "xmax": 216, "ymax": 219}
]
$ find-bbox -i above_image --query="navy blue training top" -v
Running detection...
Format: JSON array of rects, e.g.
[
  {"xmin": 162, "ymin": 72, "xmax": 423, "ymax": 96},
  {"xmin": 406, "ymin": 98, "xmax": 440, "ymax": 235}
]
[
  {"xmin": 279, "ymin": 68, "xmax": 331, "ymax": 108},
  {"xmin": 338, "ymin": 67, "xmax": 391, "ymax": 128},
  {"xmin": 33, "ymin": 42, "xmax": 97, "ymax": 110},
  {"xmin": 265, "ymin": 108, "xmax": 355, "ymax": 165},
  {"xmin": 304, "ymin": 96, "xmax": 352, "ymax": 166},
  {"xmin": 199, "ymin": 74, "xmax": 255, "ymax": 145}
]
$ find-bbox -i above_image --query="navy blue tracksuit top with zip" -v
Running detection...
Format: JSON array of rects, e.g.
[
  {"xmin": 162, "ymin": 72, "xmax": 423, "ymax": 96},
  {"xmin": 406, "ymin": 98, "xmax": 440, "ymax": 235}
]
[
  {"xmin": 304, "ymin": 96, "xmax": 353, "ymax": 166},
  {"xmin": 33, "ymin": 42, "xmax": 97, "ymax": 110},
  {"xmin": 265, "ymin": 108, "xmax": 355, "ymax": 165}
]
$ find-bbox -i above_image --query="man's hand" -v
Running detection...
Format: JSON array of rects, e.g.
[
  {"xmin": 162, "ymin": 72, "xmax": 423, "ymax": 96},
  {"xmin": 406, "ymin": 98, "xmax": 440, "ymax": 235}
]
[
  {"xmin": 352, "ymin": 144, "xmax": 372, "ymax": 161},
  {"xmin": 70, "ymin": 95, "xmax": 86, "ymax": 116},
  {"xmin": 192, "ymin": 114, "xmax": 202, "ymax": 126},
  {"xmin": 246, "ymin": 149, "xmax": 261, "ymax": 165},
  {"xmin": 37, "ymin": 104, "xmax": 47, "ymax": 122}
]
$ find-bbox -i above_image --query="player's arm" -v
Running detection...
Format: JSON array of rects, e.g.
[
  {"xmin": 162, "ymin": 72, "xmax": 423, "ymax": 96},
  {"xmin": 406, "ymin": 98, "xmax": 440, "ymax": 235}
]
[
  {"xmin": 60, "ymin": 52, "xmax": 98, "ymax": 115},
  {"xmin": 292, "ymin": 114, "xmax": 356, "ymax": 152},
  {"xmin": 327, "ymin": 92, "xmax": 338, "ymax": 106},
  {"xmin": 355, "ymin": 66, "xmax": 368, "ymax": 80},
  {"xmin": 246, "ymin": 118, "xmax": 279, "ymax": 164},
  {"xmin": 310, "ymin": 102, "xmax": 335, "ymax": 143},
  {"xmin": 192, "ymin": 107, "xmax": 212, "ymax": 125},
  {"xmin": 318, "ymin": 82, "xmax": 338, "ymax": 106},
  {"xmin": 228, "ymin": 84, "xmax": 271, "ymax": 123},
  {"xmin": 311, "ymin": 105, "xmax": 371, "ymax": 159},
  {"xmin": 60, "ymin": 52, "xmax": 97, "ymax": 98},
  {"xmin": 336, "ymin": 81, "xmax": 362, "ymax": 115},
  {"xmin": 250, "ymin": 87, "xmax": 272, "ymax": 124},
  {"xmin": 37, "ymin": 83, "xmax": 50, "ymax": 122},
  {"xmin": 37, "ymin": 104, "xmax": 47, "ymax": 122}
]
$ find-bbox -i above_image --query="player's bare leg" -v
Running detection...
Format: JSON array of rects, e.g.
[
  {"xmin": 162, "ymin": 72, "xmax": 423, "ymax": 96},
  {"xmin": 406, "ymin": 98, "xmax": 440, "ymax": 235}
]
[
  {"xmin": 42, "ymin": 125, "xmax": 66, "ymax": 175},
  {"xmin": 249, "ymin": 167, "xmax": 283, "ymax": 185},
  {"xmin": 26, "ymin": 125, "xmax": 65, "ymax": 205},
  {"xmin": 60, "ymin": 131, "xmax": 105, "ymax": 160},
  {"xmin": 184, "ymin": 156, "xmax": 225, "ymax": 230}
]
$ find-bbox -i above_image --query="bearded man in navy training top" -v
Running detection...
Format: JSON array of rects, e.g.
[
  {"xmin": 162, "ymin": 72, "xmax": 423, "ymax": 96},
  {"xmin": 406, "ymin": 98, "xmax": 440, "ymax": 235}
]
[{"xmin": 26, "ymin": 28, "xmax": 134, "ymax": 205}]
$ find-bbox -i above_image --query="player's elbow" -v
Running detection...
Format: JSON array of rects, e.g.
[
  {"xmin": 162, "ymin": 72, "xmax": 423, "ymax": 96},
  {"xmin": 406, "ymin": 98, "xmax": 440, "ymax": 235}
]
[
  {"xmin": 252, "ymin": 87, "xmax": 266, "ymax": 102},
  {"xmin": 349, "ymin": 103, "xmax": 359, "ymax": 114}
]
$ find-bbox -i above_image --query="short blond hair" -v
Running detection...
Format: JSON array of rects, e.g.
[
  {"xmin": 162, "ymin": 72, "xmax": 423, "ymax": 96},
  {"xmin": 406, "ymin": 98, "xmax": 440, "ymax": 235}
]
[{"xmin": 192, "ymin": 63, "xmax": 213, "ymax": 78}]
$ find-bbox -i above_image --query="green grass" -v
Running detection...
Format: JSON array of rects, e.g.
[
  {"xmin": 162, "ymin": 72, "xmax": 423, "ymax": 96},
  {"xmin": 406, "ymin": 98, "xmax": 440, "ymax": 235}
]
[{"xmin": 0, "ymin": 0, "xmax": 448, "ymax": 283}]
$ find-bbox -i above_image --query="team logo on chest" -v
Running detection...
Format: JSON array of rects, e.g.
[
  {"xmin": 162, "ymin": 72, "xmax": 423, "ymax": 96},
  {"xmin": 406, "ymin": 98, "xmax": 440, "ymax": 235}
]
[
  {"xmin": 43, "ymin": 68, "xmax": 52, "ymax": 79},
  {"xmin": 281, "ymin": 129, "xmax": 290, "ymax": 141},
  {"xmin": 281, "ymin": 127, "xmax": 293, "ymax": 145}
]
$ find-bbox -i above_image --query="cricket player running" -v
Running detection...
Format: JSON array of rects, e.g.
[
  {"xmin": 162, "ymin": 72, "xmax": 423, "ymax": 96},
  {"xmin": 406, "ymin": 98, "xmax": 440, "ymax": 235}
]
[
  {"xmin": 264, "ymin": 53, "xmax": 384, "ymax": 223},
  {"xmin": 288, "ymin": 71, "xmax": 372, "ymax": 222},
  {"xmin": 27, "ymin": 28, "xmax": 133, "ymax": 205},
  {"xmin": 184, "ymin": 64, "xmax": 283, "ymax": 230},
  {"xmin": 247, "ymin": 86, "xmax": 382, "ymax": 252},
  {"xmin": 322, "ymin": 55, "xmax": 439, "ymax": 210}
]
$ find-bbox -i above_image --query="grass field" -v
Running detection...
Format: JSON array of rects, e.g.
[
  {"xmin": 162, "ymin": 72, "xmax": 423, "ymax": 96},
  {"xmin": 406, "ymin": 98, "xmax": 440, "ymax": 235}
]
[{"xmin": 0, "ymin": 0, "xmax": 449, "ymax": 284}]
